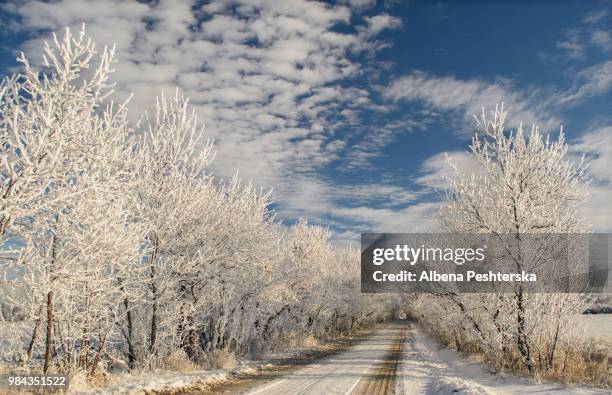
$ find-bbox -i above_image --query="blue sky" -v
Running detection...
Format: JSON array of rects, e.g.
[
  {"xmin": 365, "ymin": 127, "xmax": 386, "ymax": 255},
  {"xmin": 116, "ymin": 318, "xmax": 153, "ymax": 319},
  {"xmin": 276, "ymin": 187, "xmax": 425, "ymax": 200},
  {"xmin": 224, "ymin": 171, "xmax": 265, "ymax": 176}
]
[{"xmin": 1, "ymin": 0, "xmax": 610, "ymax": 244}]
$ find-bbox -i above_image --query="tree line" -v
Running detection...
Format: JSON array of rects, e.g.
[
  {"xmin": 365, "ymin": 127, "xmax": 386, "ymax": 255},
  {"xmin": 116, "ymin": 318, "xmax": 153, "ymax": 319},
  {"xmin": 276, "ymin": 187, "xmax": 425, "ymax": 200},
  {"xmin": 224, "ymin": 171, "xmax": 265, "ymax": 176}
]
[{"xmin": 0, "ymin": 28, "xmax": 395, "ymax": 376}]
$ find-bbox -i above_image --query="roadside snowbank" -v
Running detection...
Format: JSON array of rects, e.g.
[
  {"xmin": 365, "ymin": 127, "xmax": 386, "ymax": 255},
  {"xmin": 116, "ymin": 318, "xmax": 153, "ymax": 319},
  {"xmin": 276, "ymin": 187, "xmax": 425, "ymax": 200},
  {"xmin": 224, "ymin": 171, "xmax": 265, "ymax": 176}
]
[
  {"xmin": 428, "ymin": 377, "xmax": 496, "ymax": 395},
  {"xmin": 398, "ymin": 324, "xmax": 609, "ymax": 395},
  {"xmin": 70, "ymin": 369, "xmax": 224, "ymax": 395},
  {"xmin": 68, "ymin": 363, "xmax": 265, "ymax": 394},
  {"xmin": 67, "ymin": 332, "xmax": 348, "ymax": 394}
]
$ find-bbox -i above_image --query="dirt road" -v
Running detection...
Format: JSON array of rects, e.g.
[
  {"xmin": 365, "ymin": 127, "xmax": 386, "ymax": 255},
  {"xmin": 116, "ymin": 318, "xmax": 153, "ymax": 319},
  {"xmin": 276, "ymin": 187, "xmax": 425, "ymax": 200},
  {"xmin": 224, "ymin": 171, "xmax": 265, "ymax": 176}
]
[{"xmin": 220, "ymin": 322, "xmax": 407, "ymax": 395}]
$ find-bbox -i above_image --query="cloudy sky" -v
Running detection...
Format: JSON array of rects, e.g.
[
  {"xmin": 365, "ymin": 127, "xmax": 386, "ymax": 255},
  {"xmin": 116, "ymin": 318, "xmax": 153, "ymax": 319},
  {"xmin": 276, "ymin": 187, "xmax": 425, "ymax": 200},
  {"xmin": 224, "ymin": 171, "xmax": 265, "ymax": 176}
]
[{"xmin": 1, "ymin": 0, "xmax": 610, "ymax": 244}]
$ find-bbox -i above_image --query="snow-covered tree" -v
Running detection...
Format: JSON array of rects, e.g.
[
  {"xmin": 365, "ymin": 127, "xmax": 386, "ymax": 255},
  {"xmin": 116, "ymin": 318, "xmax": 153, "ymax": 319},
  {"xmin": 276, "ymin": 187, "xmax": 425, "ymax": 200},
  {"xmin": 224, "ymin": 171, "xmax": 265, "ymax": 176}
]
[
  {"xmin": 0, "ymin": 27, "xmax": 117, "ymax": 238},
  {"xmin": 1, "ymin": 27, "xmax": 142, "ymax": 374},
  {"xmin": 432, "ymin": 104, "xmax": 590, "ymax": 373},
  {"xmin": 0, "ymin": 26, "xmax": 393, "ymax": 379}
]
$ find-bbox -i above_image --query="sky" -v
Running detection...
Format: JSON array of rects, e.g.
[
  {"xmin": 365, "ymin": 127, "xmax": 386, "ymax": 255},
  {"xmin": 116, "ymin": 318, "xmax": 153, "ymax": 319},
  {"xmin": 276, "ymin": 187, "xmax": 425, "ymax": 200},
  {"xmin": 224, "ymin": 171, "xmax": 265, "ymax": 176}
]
[{"xmin": 1, "ymin": 0, "xmax": 610, "ymax": 245}]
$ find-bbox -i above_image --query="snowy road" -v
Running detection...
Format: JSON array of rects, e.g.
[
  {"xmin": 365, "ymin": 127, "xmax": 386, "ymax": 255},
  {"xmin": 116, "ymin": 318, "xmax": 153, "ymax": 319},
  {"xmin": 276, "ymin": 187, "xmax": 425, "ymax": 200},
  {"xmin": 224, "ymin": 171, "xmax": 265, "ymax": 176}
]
[
  {"xmin": 232, "ymin": 321, "xmax": 608, "ymax": 395},
  {"xmin": 241, "ymin": 322, "xmax": 406, "ymax": 395}
]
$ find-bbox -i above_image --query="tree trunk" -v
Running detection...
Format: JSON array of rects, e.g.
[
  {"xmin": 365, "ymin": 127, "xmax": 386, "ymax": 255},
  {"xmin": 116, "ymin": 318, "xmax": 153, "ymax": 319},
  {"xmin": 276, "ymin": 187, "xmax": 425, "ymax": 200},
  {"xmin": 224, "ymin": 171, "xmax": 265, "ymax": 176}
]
[
  {"xmin": 178, "ymin": 304, "xmax": 198, "ymax": 361},
  {"xmin": 547, "ymin": 318, "xmax": 560, "ymax": 370},
  {"xmin": 123, "ymin": 297, "xmax": 136, "ymax": 368},
  {"xmin": 516, "ymin": 288, "xmax": 534, "ymax": 373},
  {"xmin": 90, "ymin": 330, "xmax": 110, "ymax": 376},
  {"xmin": 184, "ymin": 328, "xmax": 198, "ymax": 361},
  {"xmin": 150, "ymin": 296, "xmax": 158, "ymax": 354},
  {"xmin": 24, "ymin": 302, "xmax": 45, "ymax": 366},
  {"xmin": 148, "ymin": 236, "xmax": 159, "ymax": 355},
  {"xmin": 43, "ymin": 291, "xmax": 54, "ymax": 373}
]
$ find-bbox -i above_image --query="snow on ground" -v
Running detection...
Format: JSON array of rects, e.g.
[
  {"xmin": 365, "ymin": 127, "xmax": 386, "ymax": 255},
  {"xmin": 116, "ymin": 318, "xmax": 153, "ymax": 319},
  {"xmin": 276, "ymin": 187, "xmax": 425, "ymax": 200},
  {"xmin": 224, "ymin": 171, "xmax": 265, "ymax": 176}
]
[
  {"xmin": 68, "ymin": 364, "xmax": 263, "ymax": 395},
  {"xmin": 3, "ymin": 320, "xmax": 609, "ymax": 394},
  {"xmin": 71, "ymin": 370, "xmax": 226, "ymax": 395},
  {"xmin": 572, "ymin": 313, "xmax": 612, "ymax": 343},
  {"xmin": 398, "ymin": 324, "xmax": 609, "ymax": 395},
  {"xmin": 66, "ymin": 328, "xmax": 378, "ymax": 394}
]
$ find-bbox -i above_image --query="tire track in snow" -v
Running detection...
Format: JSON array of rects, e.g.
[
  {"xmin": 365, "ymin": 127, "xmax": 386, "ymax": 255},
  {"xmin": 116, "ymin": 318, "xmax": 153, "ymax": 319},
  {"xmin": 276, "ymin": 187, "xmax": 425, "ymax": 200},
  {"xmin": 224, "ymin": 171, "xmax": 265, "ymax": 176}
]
[
  {"xmin": 239, "ymin": 322, "xmax": 406, "ymax": 395},
  {"xmin": 349, "ymin": 323, "xmax": 406, "ymax": 394}
]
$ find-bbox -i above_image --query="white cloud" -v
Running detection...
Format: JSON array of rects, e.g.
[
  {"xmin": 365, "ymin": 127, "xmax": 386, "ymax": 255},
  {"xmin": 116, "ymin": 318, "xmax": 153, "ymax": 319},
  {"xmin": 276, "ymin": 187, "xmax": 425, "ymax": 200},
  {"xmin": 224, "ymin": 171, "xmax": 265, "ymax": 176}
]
[
  {"xmin": 384, "ymin": 71, "xmax": 561, "ymax": 131},
  {"xmin": 4, "ymin": 0, "xmax": 415, "ymax": 244},
  {"xmin": 273, "ymin": 174, "xmax": 424, "ymax": 229},
  {"xmin": 384, "ymin": 54, "xmax": 611, "ymax": 133},
  {"xmin": 573, "ymin": 127, "xmax": 612, "ymax": 183},
  {"xmin": 551, "ymin": 7, "xmax": 610, "ymax": 61},
  {"xmin": 583, "ymin": 8, "xmax": 609, "ymax": 25},
  {"xmin": 363, "ymin": 14, "xmax": 402, "ymax": 36},
  {"xmin": 590, "ymin": 30, "xmax": 612, "ymax": 52},
  {"xmin": 10, "ymin": 0, "xmax": 608, "ymax": 244},
  {"xmin": 9, "ymin": 0, "xmax": 403, "ymax": 199},
  {"xmin": 560, "ymin": 60, "xmax": 612, "ymax": 104},
  {"xmin": 320, "ymin": 151, "xmax": 485, "ymax": 238},
  {"xmin": 571, "ymin": 126, "xmax": 612, "ymax": 232},
  {"xmin": 416, "ymin": 151, "xmax": 480, "ymax": 190},
  {"xmin": 556, "ymin": 29, "xmax": 586, "ymax": 59},
  {"xmin": 333, "ymin": 202, "xmax": 440, "ymax": 233},
  {"xmin": 342, "ymin": 116, "xmax": 432, "ymax": 170},
  {"xmin": 332, "ymin": 184, "xmax": 418, "ymax": 208},
  {"xmin": 340, "ymin": 0, "xmax": 377, "ymax": 12}
]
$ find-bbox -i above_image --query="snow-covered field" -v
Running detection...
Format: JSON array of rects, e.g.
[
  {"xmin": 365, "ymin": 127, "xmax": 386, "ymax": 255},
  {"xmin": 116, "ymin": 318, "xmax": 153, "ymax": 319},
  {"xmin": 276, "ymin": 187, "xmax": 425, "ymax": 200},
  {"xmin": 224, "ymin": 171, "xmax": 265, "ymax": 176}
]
[{"xmin": 573, "ymin": 314, "xmax": 612, "ymax": 343}]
